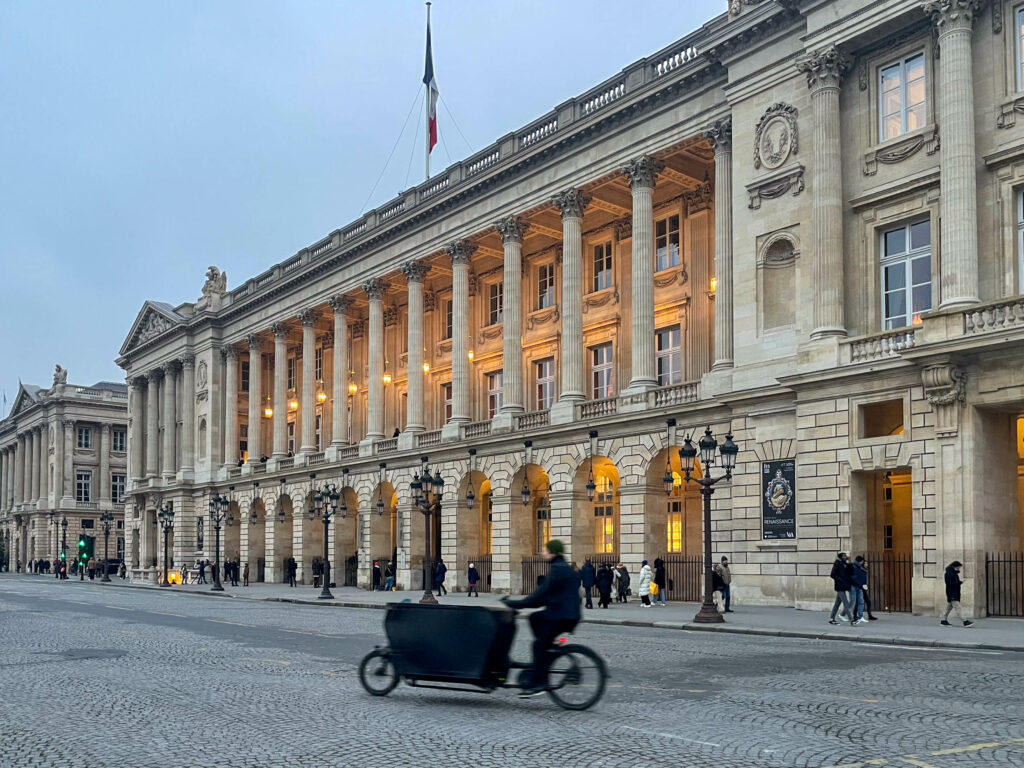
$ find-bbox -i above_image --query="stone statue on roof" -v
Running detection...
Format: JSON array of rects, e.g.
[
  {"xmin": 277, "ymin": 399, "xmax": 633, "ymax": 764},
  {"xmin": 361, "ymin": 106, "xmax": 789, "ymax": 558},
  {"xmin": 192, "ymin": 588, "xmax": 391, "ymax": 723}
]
[
  {"xmin": 202, "ymin": 266, "xmax": 228, "ymax": 298},
  {"xmin": 53, "ymin": 364, "xmax": 68, "ymax": 385}
]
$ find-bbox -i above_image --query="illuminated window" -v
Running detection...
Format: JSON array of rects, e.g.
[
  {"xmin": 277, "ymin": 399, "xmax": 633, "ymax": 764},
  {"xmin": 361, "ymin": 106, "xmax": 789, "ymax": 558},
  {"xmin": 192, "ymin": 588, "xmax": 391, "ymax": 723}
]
[
  {"xmin": 655, "ymin": 214, "xmax": 681, "ymax": 271},
  {"xmin": 592, "ymin": 241, "xmax": 613, "ymax": 292},
  {"xmin": 881, "ymin": 220, "xmax": 931, "ymax": 329},
  {"xmin": 535, "ymin": 358, "xmax": 555, "ymax": 410},
  {"xmin": 591, "ymin": 343, "xmax": 614, "ymax": 399},
  {"xmin": 287, "ymin": 357, "xmax": 296, "ymax": 391},
  {"xmin": 593, "ymin": 474, "xmax": 616, "ymax": 554},
  {"xmin": 442, "ymin": 383, "xmax": 453, "ymax": 425},
  {"xmin": 655, "ymin": 326, "xmax": 682, "ymax": 386},
  {"xmin": 667, "ymin": 471, "xmax": 684, "ymax": 553},
  {"xmin": 488, "ymin": 282, "xmax": 503, "ymax": 325},
  {"xmin": 535, "ymin": 501, "xmax": 551, "ymax": 554},
  {"xmin": 879, "ymin": 52, "xmax": 926, "ymax": 141},
  {"xmin": 315, "ymin": 347, "xmax": 323, "ymax": 381},
  {"xmin": 537, "ymin": 265, "xmax": 555, "ymax": 309},
  {"xmin": 486, "ymin": 371, "xmax": 503, "ymax": 418},
  {"xmin": 443, "ymin": 299, "xmax": 453, "ymax": 340}
]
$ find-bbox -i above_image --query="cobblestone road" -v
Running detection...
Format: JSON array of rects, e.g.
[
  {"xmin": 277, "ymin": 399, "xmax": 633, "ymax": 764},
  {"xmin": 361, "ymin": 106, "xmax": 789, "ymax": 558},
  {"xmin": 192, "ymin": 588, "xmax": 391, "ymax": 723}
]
[{"xmin": 1, "ymin": 575, "xmax": 1022, "ymax": 768}]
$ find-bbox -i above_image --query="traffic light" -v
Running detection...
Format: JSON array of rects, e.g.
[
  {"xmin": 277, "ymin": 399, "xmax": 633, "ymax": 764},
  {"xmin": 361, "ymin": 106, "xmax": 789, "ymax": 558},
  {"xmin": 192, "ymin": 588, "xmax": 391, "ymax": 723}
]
[
  {"xmin": 59, "ymin": 552, "xmax": 65, "ymax": 560},
  {"xmin": 77, "ymin": 538, "xmax": 87, "ymax": 565}
]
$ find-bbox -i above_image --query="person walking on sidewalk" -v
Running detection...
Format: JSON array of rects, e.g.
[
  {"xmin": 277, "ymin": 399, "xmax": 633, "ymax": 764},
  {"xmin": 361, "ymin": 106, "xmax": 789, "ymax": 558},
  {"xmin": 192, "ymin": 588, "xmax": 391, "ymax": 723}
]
[
  {"xmin": 383, "ymin": 561, "xmax": 395, "ymax": 592},
  {"xmin": 828, "ymin": 552, "xmax": 852, "ymax": 625},
  {"xmin": 615, "ymin": 563, "xmax": 630, "ymax": 603},
  {"xmin": 595, "ymin": 562, "xmax": 613, "ymax": 608},
  {"xmin": 372, "ymin": 561, "xmax": 382, "ymax": 591},
  {"xmin": 850, "ymin": 555, "xmax": 869, "ymax": 625},
  {"xmin": 941, "ymin": 561, "xmax": 974, "ymax": 627},
  {"xmin": 652, "ymin": 558, "xmax": 667, "ymax": 606},
  {"xmin": 859, "ymin": 559, "xmax": 879, "ymax": 620},
  {"xmin": 434, "ymin": 558, "xmax": 448, "ymax": 596},
  {"xmin": 580, "ymin": 558, "xmax": 596, "ymax": 609},
  {"xmin": 467, "ymin": 562, "xmax": 480, "ymax": 596},
  {"xmin": 197, "ymin": 560, "xmax": 207, "ymax": 584},
  {"xmin": 243, "ymin": 562, "xmax": 250, "ymax": 587},
  {"xmin": 714, "ymin": 557, "xmax": 734, "ymax": 612},
  {"xmin": 638, "ymin": 560, "xmax": 653, "ymax": 607},
  {"xmin": 286, "ymin": 556, "xmax": 298, "ymax": 588}
]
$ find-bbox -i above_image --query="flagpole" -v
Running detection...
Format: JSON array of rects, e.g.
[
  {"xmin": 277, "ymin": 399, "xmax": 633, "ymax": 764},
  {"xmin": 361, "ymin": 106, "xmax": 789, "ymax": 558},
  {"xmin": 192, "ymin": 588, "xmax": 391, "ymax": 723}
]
[{"xmin": 425, "ymin": 2, "xmax": 432, "ymax": 182}]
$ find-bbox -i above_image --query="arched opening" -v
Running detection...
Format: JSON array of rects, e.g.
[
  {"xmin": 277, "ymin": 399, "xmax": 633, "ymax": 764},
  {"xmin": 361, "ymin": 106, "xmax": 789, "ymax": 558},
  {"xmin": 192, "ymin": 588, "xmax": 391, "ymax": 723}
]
[
  {"xmin": 198, "ymin": 418, "xmax": 208, "ymax": 460},
  {"xmin": 509, "ymin": 463, "xmax": 551, "ymax": 593},
  {"xmin": 456, "ymin": 470, "xmax": 492, "ymax": 591},
  {"xmin": 301, "ymin": 490, "xmax": 324, "ymax": 585},
  {"xmin": 247, "ymin": 498, "xmax": 267, "ymax": 582},
  {"xmin": 224, "ymin": 500, "xmax": 241, "ymax": 568},
  {"xmin": 369, "ymin": 483, "xmax": 398, "ymax": 578},
  {"xmin": 572, "ymin": 457, "xmax": 620, "ymax": 568},
  {"xmin": 646, "ymin": 448, "xmax": 703, "ymax": 601},
  {"xmin": 272, "ymin": 494, "xmax": 294, "ymax": 584},
  {"xmin": 334, "ymin": 487, "xmax": 359, "ymax": 587}
]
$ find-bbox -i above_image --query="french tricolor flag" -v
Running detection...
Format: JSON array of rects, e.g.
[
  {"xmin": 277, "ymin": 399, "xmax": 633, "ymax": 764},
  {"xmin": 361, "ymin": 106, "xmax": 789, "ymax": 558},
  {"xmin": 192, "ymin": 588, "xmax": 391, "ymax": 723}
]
[{"xmin": 423, "ymin": 14, "xmax": 439, "ymax": 155}]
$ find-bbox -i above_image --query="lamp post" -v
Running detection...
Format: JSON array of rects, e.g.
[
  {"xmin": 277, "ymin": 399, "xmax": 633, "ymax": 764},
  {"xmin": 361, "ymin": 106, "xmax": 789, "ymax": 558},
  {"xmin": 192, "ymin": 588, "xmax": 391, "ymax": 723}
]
[
  {"xmin": 209, "ymin": 493, "xmax": 232, "ymax": 592},
  {"xmin": 307, "ymin": 474, "xmax": 340, "ymax": 600},
  {"xmin": 410, "ymin": 456, "xmax": 444, "ymax": 605},
  {"xmin": 158, "ymin": 503, "xmax": 174, "ymax": 587},
  {"xmin": 49, "ymin": 512, "xmax": 58, "ymax": 578},
  {"xmin": 60, "ymin": 515, "xmax": 68, "ymax": 578},
  {"xmin": 678, "ymin": 426, "xmax": 738, "ymax": 624},
  {"xmin": 99, "ymin": 511, "xmax": 114, "ymax": 583}
]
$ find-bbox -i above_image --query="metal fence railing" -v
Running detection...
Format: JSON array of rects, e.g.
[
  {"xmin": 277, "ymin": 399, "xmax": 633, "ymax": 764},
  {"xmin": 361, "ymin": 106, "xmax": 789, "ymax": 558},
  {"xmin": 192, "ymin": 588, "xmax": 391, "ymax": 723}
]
[
  {"xmin": 986, "ymin": 551, "xmax": 1024, "ymax": 617},
  {"xmin": 661, "ymin": 554, "xmax": 702, "ymax": 602},
  {"xmin": 864, "ymin": 551, "xmax": 913, "ymax": 613},
  {"xmin": 465, "ymin": 554, "xmax": 493, "ymax": 592},
  {"xmin": 521, "ymin": 556, "xmax": 548, "ymax": 592}
]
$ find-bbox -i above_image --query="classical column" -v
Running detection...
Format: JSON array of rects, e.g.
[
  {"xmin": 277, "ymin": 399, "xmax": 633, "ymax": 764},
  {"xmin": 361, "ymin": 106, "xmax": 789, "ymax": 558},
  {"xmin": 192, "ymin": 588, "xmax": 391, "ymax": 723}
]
[
  {"xmin": 0, "ymin": 450, "xmax": 7, "ymax": 510},
  {"xmin": 179, "ymin": 355, "xmax": 195, "ymax": 472},
  {"xmin": 30, "ymin": 428, "xmax": 41, "ymax": 504},
  {"xmin": 299, "ymin": 310, "xmax": 319, "ymax": 454},
  {"xmin": 161, "ymin": 362, "xmax": 177, "ymax": 479},
  {"xmin": 129, "ymin": 379, "xmax": 144, "ymax": 481},
  {"xmin": 328, "ymin": 296, "xmax": 352, "ymax": 447},
  {"xmin": 797, "ymin": 46, "xmax": 851, "ymax": 338},
  {"xmin": 246, "ymin": 335, "xmax": 264, "ymax": 462},
  {"xmin": 99, "ymin": 424, "xmax": 111, "ymax": 502},
  {"xmin": 271, "ymin": 323, "xmax": 288, "ymax": 458},
  {"xmin": 446, "ymin": 241, "xmax": 477, "ymax": 426},
  {"xmin": 401, "ymin": 261, "xmax": 429, "ymax": 432},
  {"xmin": 145, "ymin": 371, "xmax": 160, "ymax": 477},
  {"xmin": 624, "ymin": 156, "xmax": 664, "ymax": 391},
  {"xmin": 708, "ymin": 117, "xmax": 735, "ymax": 368},
  {"xmin": 495, "ymin": 217, "xmax": 529, "ymax": 414},
  {"xmin": 39, "ymin": 427, "xmax": 48, "ymax": 506},
  {"xmin": 13, "ymin": 437, "xmax": 23, "ymax": 506},
  {"xmin": 363, "ymin": 279, "xmax": 386, "ymax": 441},
  {"xmin": 222, "ymin": 347, "xmax": 239, "ymax": 467},
  {"xmin": 553, "ymin": 189, "xmax": 591, "ymax": 414},
  {"xmin": 925, "ymin": 0, "xmax": 981, "ymax": 308},
  {"xmin": 53, "ymin": 419, "xmax": 65, "ymax": 506},
  {"xmin": 61, "ymin": 420, "xmax": 74, "ymax": 504}
]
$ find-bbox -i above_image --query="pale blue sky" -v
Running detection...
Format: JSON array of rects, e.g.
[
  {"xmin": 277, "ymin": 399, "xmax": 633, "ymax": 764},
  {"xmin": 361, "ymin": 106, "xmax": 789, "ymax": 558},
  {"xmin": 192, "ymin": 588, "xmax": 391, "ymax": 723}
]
[{"xmin": 0, "ymin": 0, "xmax": 723, "ymax": 414}]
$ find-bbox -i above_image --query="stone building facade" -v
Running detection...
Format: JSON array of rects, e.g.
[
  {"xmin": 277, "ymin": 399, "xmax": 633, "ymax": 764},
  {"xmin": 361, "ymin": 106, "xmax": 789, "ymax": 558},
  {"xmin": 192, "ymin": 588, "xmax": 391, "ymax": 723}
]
[
  {"xmin": 0, "ymin": 368, "xmax": 129, "ymax": 570},
  {"xmin": 117, "ymin": 0, "xmax": 1024, "ymax": 615}
]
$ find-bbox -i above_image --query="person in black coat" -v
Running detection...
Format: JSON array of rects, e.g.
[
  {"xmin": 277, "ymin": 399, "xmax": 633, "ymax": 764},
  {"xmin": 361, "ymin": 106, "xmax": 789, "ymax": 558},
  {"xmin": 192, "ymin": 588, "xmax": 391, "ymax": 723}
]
[
  {"xmin": 580, "ymin": 558, "xmax": 596, "ymax": 609},
  {"xmin": 653, "ymin": 557, "xmax": 667, "ymax": 607},
  {"xmin": 504, "ymin": 540, "xmax": 581, "ymax": 696},
  {"xmin": 286, "ymin": 556, "xmax": 297, "ymax": 587},
  {"xmin": 372, "ymin": 561, "xmax": 382, "ymax": 591},
  {"xmin": 828, "ymin": 552, "xmax": 852, "ymax": 624},
  {"xmin": 941, "ymin": 560, "xmax": 973, "ymax": 627},
  {"xmin": 595, "ymin": 563, "xmax": 613, "ymax": 608},
  {"xmin": 434, "ymin": 558, "xmax": 447, "ymax": 596},
  {"xmin": 467, "ymin": 562, "xmax": 481, "ymax": 597}
]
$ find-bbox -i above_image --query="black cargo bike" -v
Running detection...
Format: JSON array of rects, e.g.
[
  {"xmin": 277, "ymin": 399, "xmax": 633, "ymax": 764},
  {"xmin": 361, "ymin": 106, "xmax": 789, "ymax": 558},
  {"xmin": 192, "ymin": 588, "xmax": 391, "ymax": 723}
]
[{"xmin": 359, "ymin": 602, "xmax": 607, "ymax": 710}]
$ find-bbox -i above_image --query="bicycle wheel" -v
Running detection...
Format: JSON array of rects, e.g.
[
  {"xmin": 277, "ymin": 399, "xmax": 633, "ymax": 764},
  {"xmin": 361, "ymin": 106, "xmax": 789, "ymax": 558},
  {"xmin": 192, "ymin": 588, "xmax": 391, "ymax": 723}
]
[
  {"xmin": 546, "ymin": 644, "xmax": 607, "ymax": 710},
  {"xmin": 358, "ymin": 649, "xmax": 399, "ymax": 696}
]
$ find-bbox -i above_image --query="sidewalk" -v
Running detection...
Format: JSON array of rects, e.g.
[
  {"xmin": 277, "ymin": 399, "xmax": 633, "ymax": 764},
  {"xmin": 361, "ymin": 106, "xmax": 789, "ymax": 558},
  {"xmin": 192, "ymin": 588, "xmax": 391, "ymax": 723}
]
[{"xmin": 91, "ymin": 576, "xmax": 1024, "ymax": 653}]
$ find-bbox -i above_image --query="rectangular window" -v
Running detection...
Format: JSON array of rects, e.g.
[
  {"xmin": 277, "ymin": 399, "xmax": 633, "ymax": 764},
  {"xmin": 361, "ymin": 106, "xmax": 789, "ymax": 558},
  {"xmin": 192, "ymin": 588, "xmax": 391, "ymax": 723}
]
[
  {"xmin": 883, "ymin": 524, "xmax": 894, "ymax": 551},
  {"xmin": 81, "ymin": 518, "xmax": 95, "ymax": 529},
  {"xmin": 590, "ymin": 343, "xmax": 614, "ymax": 399},
  {"xmin": 315, "ymin": 347, "xmax": 323, "ymax": 382},
  {"xmin": 535, "ymin": 358, "xmax": 555, "ymax": 410},
  {"xmin": 287, "ymin": 357, "xmax": 296, "ymax": 390},
  {"xmin": 487, "ymin": 371, "xmax": 503, "ymax": 418},
  {"xmin": 112, "ymin": 429, "xmax": 126, "ymax": 453},
  {"xmin": 111, "ymin": 473, "xmax": 126, "ymax": 503},
  {"xmin": 444, "ymin": 299, "xmax": 453, "ymax": 340},
  {"xmin": 286, "ymin": 421, "xmax": 295, "ymax": 455},
  {"xmin": 593, "ymin": 476, "xmax": 615, "ymax": 554},
  {"xmin": 76, "ymin": 427, "xmax": 91, "ymax": 450},
  {"xmin": 75, "ymin": 470, "xmax": 92, "ymax": 502},
  {"xmin": 488, "ymin": 282, "xmax": 503, "ymax": 325},
  {"xmin": 535, "ymin": 504, "xmax": 551, "ymax": 554},
  {"xmin": 239, "ymin": 423, "xmax": 248, "ymax": 462},
  {"xmin": 667, "ymin": 499, "xmax": 683, "ymax": 553},
  {"xmin": 881, "ymin": 219, "xmax": 931, "ymax": 329},
  {"xmin": 592, "ymin": 241, "xmax": 613, "ymax": 292},
  {"xmin": 537, "ymin": 264, "xmax": 555, "ymax": 310},
  {"xmin": 315, "ymin": 410, "xmax": 323, "ymax": 451},
  {"xmin": 879, "ymin": 52, "xmax": 926, "ymax": 141},
  {"xmin": 442, "ymin": 383, "xmax": 453, "ymax": 425},
  {"xmin": 655, "ymin": 326, "xmax": 682, "ymax": 386},
  {"xmin": 240, "ymin": 360, "xmax": 250, "ymax": 392},
  {"xmin": 655, "ymin": 214, "xmax": 681, "ymax": 271}
]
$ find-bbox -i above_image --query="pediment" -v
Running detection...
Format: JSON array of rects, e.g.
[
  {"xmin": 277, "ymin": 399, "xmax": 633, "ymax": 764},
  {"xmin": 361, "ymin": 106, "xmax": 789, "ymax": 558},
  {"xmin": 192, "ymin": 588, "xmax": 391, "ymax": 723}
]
[
  {"xmin": 120, "ymin": 302, "xmax": 185, "ymax": 356},
  {"xmin": 8, "ymin": 385, "xmax": 39, "ymax": 419}
]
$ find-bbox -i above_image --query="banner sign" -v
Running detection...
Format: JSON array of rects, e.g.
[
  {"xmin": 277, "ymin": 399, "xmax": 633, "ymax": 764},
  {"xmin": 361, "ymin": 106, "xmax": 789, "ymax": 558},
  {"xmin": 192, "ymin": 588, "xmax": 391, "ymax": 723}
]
[{"xmin": 762, "ymin": 459, "xmax": 796, "ymax": 540}]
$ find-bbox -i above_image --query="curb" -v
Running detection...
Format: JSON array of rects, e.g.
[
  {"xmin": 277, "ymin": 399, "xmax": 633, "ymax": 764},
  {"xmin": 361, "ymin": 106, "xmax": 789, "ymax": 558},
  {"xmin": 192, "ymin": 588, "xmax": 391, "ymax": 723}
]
[{"xmin": 78, "ymin": 579, "xmax": 1024, "ymax": 654}]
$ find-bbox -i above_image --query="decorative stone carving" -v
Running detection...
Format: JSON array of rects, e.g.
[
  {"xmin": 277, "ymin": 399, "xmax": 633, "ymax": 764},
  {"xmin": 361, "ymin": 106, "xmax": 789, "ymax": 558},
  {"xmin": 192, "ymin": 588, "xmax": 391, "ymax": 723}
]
[
  {"xmin": 444, "ymin": 240, "xmax": 478, "ymax": 265},
  {"xmin": 494, "ymin": 216, "xmax": 530, "ymax": 244},
  {"xmin": 746, "ymin": 164, "xmax": 805, "ymax": 209},
  {"xmin": 863, "ymin": 126, "xmax": 940, "ymax": 174},
  {"xmin": 196, "ymin": 360, "xmax": 208, "ymax": 389},
  {"xmin": 921, "ymin": 0, "xmax": 982, "ymax": 29},
  {"xmin": 526, "ymin": 306, "xmax": 560, "ymax": 330},
  {"xmin": 729, "ymin": 0, "xmax": 764, "ymax": 18},
  {"xmin": 922, "ymin": 363, "xmax": 966, "ymax": 436},
  {"xmin": 362, "ymin": 278, "xmax": 386, "ymax": 301},
  {"xmin": 383, "ymin": 305, "xmax": 399, "ymax": 327},
  {"xmin": 423, "ymin": 292, "xmax": 437, "ymax": 313},
  {"xmin": 328, "ymin": 295, "xmax": 354, "ymax": 313},
  {"xmin": 796, "ymin": 45, "xmax": 852, "ymax": 91},
  {"xmin": 400, "ymin": 260, "xmax": 429, "ymax": 283},
  {"xmin": 134, "ymin": 312, "xmax": 174, "ymax": 346},
  {"xmin": 246, "ymin": 334, "xmax": 265, "ymax": 352},
  {"xmin": 270, "ymin": 322, "xmax": 288, "ymax": 339},
  {"xmin": 298, "ymin": 309, "xmax": 320, "ymax": 327},
  {"xmin": 654, "ymin": 270, "xmax": 687, "ymax": 288},
  {"xmin": 582, "ymin": 289, "xmax": 619, "ymax": 313},
  {"xmin": 179, "ymin": 354, "xmax": 195, "ymax": 369},
  {"xmin": 992, "ymin": 0, "xmax": 1003, "ymax": 33},
  {"xmin": 684, "ymin": 182, "xmax": 713, "ymax": 213},
  {"xmin": 479, "ymin": 325, "xmax": 503, "ymax": 341},
  {"xmin": 613, "ymin": 217, "xmax": 632, "ymax": 242},
  {"xmin": 552, "ymin": 188, "xmax": 592, "ymax": 219},
  {"xmin": 622, "ymin": 156, "xmax": 664, "ymax": 189},
  {"xmin": 221, "ymin": 345, "xmax": 238, "ymax": 361},
  {"xmin": 52, "ymin": 365, "xmax": 67, "ymax": 386},
  {"xmin": 201, "ymin": 266, "xmax": 227, "ymax": 298},
  {"xmin": 754, "ymin": 103, "xmax": 798, "ymax": 170},
  {"xmin": 997, "ymin": 97, "xmax": 1024, "ymax": 128},
  {"xmin": 706, "ymin": 117, "xmax": 732, "ymax": 152}
]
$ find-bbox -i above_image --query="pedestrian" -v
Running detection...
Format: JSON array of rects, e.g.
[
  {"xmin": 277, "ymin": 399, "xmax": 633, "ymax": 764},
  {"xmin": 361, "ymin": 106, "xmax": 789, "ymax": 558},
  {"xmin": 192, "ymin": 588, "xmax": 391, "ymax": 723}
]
[
  {"xmin": 580, "ymin": 558, "xmax": 596, "ymax": 609},
  {"xmin": 714, "ymin": 556, "xmax": 733, "ymax": 612},
  {"xmin": 118, "ymin": 562, "xmax": 127, "ymax": 579},
  {"xmin": 653, "ymin": 557, "xmax": 667, "ymax": 606},
  {"xmin": 287, "ymin": 556, "xmax": 297, "ymax": 588},
  {"xmin": 372, "ymin": 561, "xmax": 382, "ymax": 591},
  {"xmin": 16, "ymin": 559, "xmax": 21, "ymax": 573},
  {"xmin": 434, "ymin": 558, "xmax": 447, "ymax": 596},
  {"xmin": 243, "ymin": 562, "xmax": 250, "ymax": 586},
  {"xmin": 87, "ymin": 558, "xmax": 96, "ymax": 580},
  {"xmin": 197, "ymin": 560, "xmax": 207, "ymax": 584},
  {"xmin": 638, "ymin": 560, "xmax": 653, "ymax": 607},
  {"xmin": 232, "ymin": 558, "xmax": 241, "ymax": 587},
  {"xmin": 595, "ymin": 562, "xmax": 613, "ymax": 608},
  {"xmin": 467, "ymin": 562, "xmax": 480, "ymax": 597},
  {"xmin": 615, "ymin": 562, "xmax": 630, "ymax": 603},
  {"xmin": 828, "ymin": 552, "xmax": 852, "ymax": 625},
  {"xmin": 850, "ymin": 555, "xmax": 868, "ymax": 625},
  {"xmin": 860, "ymin": 559, "xmax": 878, "ymax": 621},
  {"xmin": 180, "ymin": 562, "xmax": 189, "ymax": 585},
  {"xmin": 941, "ymin": 560, "xmax": 974, "ymax": 627},
  {"xmin": 383, "ymin": 561, "xmax": 395, "ymax": 592}
]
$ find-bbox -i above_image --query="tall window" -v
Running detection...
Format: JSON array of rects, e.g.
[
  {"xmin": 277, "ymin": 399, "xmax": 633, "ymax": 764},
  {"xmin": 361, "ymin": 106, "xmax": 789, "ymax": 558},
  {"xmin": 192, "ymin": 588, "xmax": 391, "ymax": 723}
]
[
  {"xmin": 240, "ymin": 360, "xmax": 250, "ymax": 392},
  {"xmin": 655, "ymin": 214, "xmax": 681, "ymax": 271},
  {"xmin": 287, "ymin": 357, "xmax": 296, "ymax": 390},
  {"xmin": 1017, "ymin": 7, "xmax": 1024, "ymax": 90},
  {"xmin": 592, "ymin": 241, "xmax": 613, "ymax": 291},
  {"xmin": 112, "ymin": 429, "xmax": 126, "ymax": 453},
  {"xmin": 535, "ymin": 358, "xmax": 555, "ymax": 410},
  {"xmin": 881, "ymin": 219, "xmax": 931, "ymax": 329},
  {"xmin": 879, "ymin": 52, "xmax": 925, "ymax": 141},
  {"xmin": 315, "ymin": 347, "xmax": 323, "ymax": 381},
  {"xmin": 1018, "ymin": 190, "xmax": 1024, "ymax": 294},
  {"xmin": 537, "ymin": 264, "xmax": 555, "ymax": 309},
  {"xmin": 286, "ymin": 421, "xmax": 295, "ymax": 454},
  {"xmin": 655, "ymin": 326, "xmax": 682, "ymax": 386},
  {"xmin": 442, "ymin": 383, "xmax": 453, "ymax": 424},
  {"xmin": 667, "ymin": 471, "xmax": 684, "ymax": 553},
  {"xmin": 111, "ymin": 473, "xmax": 126, "ymax": 504},
  {"xmin": 77, "ymin": 427, "xmax": 91, "ymax": 450},
  {"xmin": 75, "ymin": 470, "xmax": 92, "ymax": 502},
  {"xmin": 315, "ymin": 411, "xmax": 322, "ymax": 451},
  {"xmin": 591, "ymin": 343, "xmax": 614, "ymax": 399},
  {"xmin": 535, "ymin": 500, "xmax": 551, "ymax": 554},
  {"xmin": 486, "ymin": 371, "xmax": 503, "ymax": 418},
  {"xmin": 488, "ymin": 282, "xmax": 503, "ymax": 325},
  {"xmin": 443, "ymin": 299, "xmax": 453, "ymax": 340},
  {"xmin": 593, "ymin": 475, "xmax": 615, "ymax": 554}
]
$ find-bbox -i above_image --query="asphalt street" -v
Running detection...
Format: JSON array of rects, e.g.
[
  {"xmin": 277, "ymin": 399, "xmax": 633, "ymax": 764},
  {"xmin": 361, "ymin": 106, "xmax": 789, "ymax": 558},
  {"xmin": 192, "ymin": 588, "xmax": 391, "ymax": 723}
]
[{"xmin": 1, "ymin": 574, "xmax": 1022, "ymax": 768}]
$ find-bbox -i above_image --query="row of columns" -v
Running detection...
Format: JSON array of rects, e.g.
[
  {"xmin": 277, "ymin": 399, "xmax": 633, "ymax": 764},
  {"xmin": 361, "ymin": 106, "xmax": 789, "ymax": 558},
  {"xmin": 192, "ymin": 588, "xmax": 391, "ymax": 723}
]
[{"xmin": 132, "ymin": 356, "xmax": 196, "ymax": 481}]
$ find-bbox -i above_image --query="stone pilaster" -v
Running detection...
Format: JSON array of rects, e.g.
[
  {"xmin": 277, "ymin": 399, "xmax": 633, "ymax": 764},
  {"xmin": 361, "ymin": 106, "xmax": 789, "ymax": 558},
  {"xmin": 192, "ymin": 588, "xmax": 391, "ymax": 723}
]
[
  {"xmin": 401, "ymin": 261, "xmax": 429, "ymax": 433},
  {"xmin": 13, "ymin": 436, "xmax": 23, "ymax": 506},
  {"xmin": 161, "ymin": 362, "xmax": 177, "ymax": 479},
  {"xmin": 0, "ymin": 450, "xmax": 7, "ymax": 511},
  {"xmin": 146, "ymin": 371, "xmax": 160, "ymax": 477},
  {"xmin": 797, "ymin": 46, "xmax": 851, "ymax": 338},
  {"xmin": 61, "ymin": 420, "xmax": 74, "ymax": 504},
  {"xmin": 271, "ymin": 322, "xmax": 288, "ymax": 459},
  {"xmin": 39, "ymin": 427, "xmax": 48, "ymax": 506},
  {"xmin": 246, "ymin": 335, "xmax": 264, "ymax": 462},
  {"xmin": 129, "ymin": 379, "xmax": 145, "ymax": 481},
  {"xmin": 494, "ymin": 217, "xmax": 529, "ymax": 422},
  {"xmin": 328, "ymin": 296, "xmax": 353, "ymax": 448},
  {"xmin": 446, "ymin": 241, "xmax": 477, "ymax": 429},
  {"xmin": 624, "ymin": 156, "xmax": 664, "ymax": 392},
  {"xmin": 179, "ymin": 355, "xmax": 195, "ymax": 473},
  {"xmin": 363, "ymin": 279, "xmax": 386, "ymax": 441},
  {"xmin": 222, "ymin": 347, "xmax": 239, "ymax": 467},
  {"xmin": 99, "ymin": 424, "xmax": 111, "ymax": 502},
  {"xmin": 299, "ymin": 310, "xmax": 319, "ymax": 455},
  {"xmin": 551, "ymin": 188, "xmax": 591, "ymax": 423},
  {"xmin": 30, "ymin": 428, "xmax": 40, "ymax": 505},
  {"xmin": 924, "ymin": 0, "xmax": 981, "ymax": 308},
  {"xmin": 53, "ymin": 419, "xmax": 65, "ymax": 505},
  {"xmin": 706, "ymin": 117, "xmax": 734, "ymax": 370}
]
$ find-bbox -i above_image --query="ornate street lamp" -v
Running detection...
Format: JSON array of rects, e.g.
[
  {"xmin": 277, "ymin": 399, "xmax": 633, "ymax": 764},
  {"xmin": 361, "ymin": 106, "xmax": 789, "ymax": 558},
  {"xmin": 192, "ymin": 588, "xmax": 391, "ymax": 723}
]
[
  {"xmin": 60, "ymin": 515, "xmax": 68, "ymax": 577},
  {"xmin": 410, "ymin": 456, "xmax": 444, "ymax": 605},
  {"xmin": 49, "ymin": 512, "xmax": 59, "ymax": 578},
  {"xmin": 209, "ymin": 493, "xmax": 233, "ymax": 592},
  {"xmin": 157, "ymin": 503, "xmax": 174, "ymax": 587},
  {"xmin": 520, "ymin": 441, "xmax": 532, "ymax": 507},
  {"xmin": 99, "ymin": 511, "xmax": 114, "ymax": 583},
  {"xmin": 465, "ymin": 449, "xmax": 477, "ymax": 511},
  {"xmin": 679, "ymin": 426, "xmax": 738, "ymax": 624},
  {"xmin": 307, "ymin": 473, "xmax": 340, "ymax": 600}
]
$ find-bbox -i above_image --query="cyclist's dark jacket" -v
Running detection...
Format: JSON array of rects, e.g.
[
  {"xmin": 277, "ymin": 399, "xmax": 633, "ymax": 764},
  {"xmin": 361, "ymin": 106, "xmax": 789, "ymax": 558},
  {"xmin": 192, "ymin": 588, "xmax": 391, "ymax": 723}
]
[{"xmin": 507, "ymin": 555, "xmax": 581, "ymax": 622}]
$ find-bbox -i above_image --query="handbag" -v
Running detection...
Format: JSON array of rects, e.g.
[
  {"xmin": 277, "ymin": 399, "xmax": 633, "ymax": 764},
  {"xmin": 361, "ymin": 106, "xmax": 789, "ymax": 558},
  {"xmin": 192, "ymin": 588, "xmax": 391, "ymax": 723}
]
[{"xmin": 650, "ymin": 582, "xmax": 659, "ymax": 596}]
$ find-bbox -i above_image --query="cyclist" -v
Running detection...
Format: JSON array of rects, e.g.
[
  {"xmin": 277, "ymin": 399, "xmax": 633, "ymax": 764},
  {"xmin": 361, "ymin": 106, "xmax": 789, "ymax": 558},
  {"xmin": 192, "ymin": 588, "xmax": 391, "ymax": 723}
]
[{"xmin": 504, "ymin": 539, "xmax": 581, "ymax": 697}]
